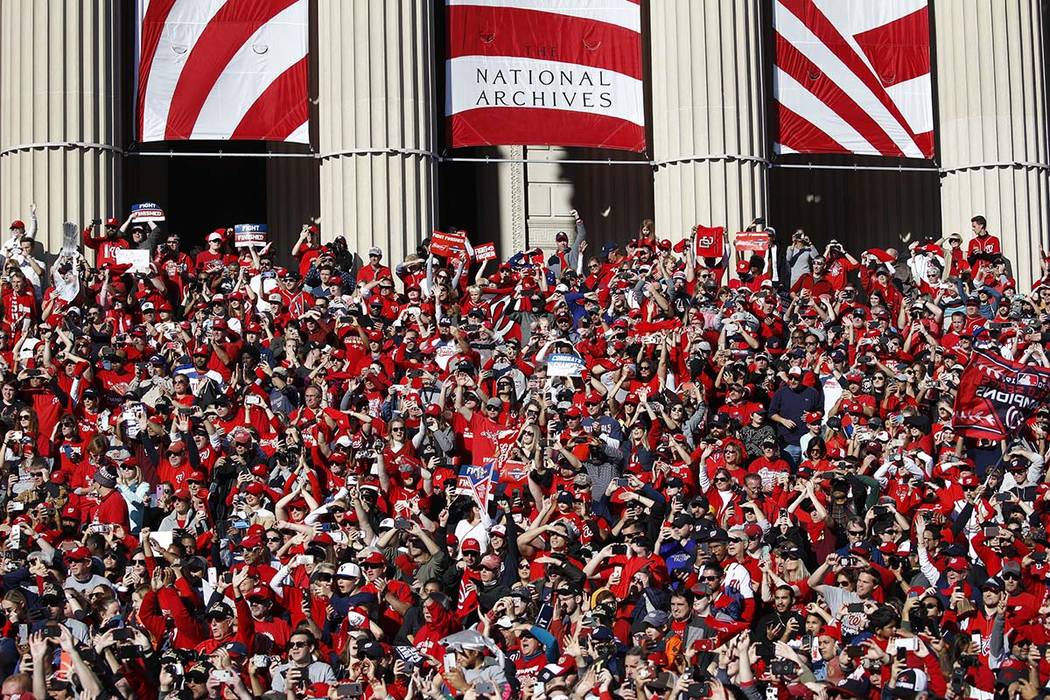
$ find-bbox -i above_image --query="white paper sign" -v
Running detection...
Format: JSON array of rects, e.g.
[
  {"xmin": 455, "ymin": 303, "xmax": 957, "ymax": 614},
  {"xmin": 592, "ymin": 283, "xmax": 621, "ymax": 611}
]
[
  {"xmin": 234, "ymin": 224, "xmax": 269, "ymax": 249},
  {"xmin": 115, "ymin": 249, "xmax": 151, "ymax": 273},
  {"xmin": 546, "ymin": 353, "xmax": 585, "ymax": 378},
  {"xmin": 130, "ymin": 202, "xmax": 165, "ymax": 222}
]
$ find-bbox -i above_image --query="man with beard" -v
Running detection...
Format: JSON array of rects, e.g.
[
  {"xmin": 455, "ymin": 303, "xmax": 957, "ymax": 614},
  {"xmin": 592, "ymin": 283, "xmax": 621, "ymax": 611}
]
[{"xmin": 754, "ymin": 585, "xmax": 804, "ymax": 642}]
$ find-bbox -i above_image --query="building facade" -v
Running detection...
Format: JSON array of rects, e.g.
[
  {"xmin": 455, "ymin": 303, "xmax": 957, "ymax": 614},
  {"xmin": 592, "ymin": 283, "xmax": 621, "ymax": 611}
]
[{"xmin": 1, "ymin": 0, "xmax": 1048, "ymax": 287}]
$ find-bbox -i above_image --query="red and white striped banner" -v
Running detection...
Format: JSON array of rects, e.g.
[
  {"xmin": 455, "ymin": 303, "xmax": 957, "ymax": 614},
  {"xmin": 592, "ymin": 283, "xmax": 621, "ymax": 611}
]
[
  {"xmin": 136, "ymin": 0, "xmax": 310, "ymax": 144},
  {"xmin": 773, "ymin": 0, "xmax": 933, "ymax": 159},
  {"xmin": 445, "ymin": 0, "xmax": 646, "ymax": 152}
]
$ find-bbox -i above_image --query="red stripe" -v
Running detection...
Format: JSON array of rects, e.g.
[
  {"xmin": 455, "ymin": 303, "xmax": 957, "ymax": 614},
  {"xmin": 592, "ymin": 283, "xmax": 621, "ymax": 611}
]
[
  {"xmin": 775, "ymin": 103, "xmax": 847, "ymax": 154},
  {"xmin": 913, "ymin": 130, "xmax": 933, "ymax": 158},
  {"xmin": 450, "ymin": 108, "xmax": 645, "ymax": 151},
  {"xmin": 230, "ymin": 56, "xmax": 309, "ymax": 141},
  {"xmin": 853, "ymin": 6, "xmax": 930, "ymax": 87},
  {"xmin": 136, "ymin": 0, "xmax": 179, "ymax": 138},
  {"xmin": 164, "ymin": 0, "xmax": 300, "ymax": 140},
  {"xmin": 777, "ymin": 0, "xmax": 922, "ymax": 151},
  {"xmin": 775, "ymin": 34, "xmax": 905, "ymax": 157},
  {"xmin": 447, "ymin": 6, "xmax": 642, "ymax": 79}
]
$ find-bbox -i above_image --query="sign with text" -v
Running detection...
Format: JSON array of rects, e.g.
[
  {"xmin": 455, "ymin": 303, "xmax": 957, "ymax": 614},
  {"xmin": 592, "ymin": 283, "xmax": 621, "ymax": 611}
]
[
  {"xmin": 546, "ymin": 353, "xmax": 585, "ymax": 377},
  {"xmin": 115, "ymin": 248, "xmax": 152, "ymax": 273},
  {"xmin": 734, "ymin": 231, "xmax": 771, "ymax": 256},
  {"xmin": 456, "ymin": 462, "xmax": 499, "ymax": 506},
  {"xmin": 130, "ymin": 202, "xmax": 165, "ymax": 222},
  {"xmin": 474, "ymin": 242, "xmax": 497, "ymax": 261},
  {"xmin": 233, "ymin": 224, "xmax": 269, "ymax": 249},
  {"xmin": 431, "ymin": 230, "xmax": 468, "ymax": 257},
  {"xmin": 445, "ymin": 0, "xmax": 645, "ymax": 151},
  {"xmin": 954, "ymin": 350, "xmax": 1050, "ymax": 439}
]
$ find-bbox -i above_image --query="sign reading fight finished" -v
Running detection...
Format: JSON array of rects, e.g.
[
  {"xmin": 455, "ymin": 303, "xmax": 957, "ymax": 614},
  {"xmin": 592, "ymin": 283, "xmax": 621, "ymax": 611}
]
[{"xmin": 445, "ymin": 0, "xmax": 645, "ymax": 152}]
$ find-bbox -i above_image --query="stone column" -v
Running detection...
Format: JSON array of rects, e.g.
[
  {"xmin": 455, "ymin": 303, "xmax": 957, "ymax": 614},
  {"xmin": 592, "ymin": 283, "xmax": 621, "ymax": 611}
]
[
  {"xmin": 0, "ymin": 0, "xmax": 123, "ymax": 255},
  {"xmin": 478, "ymin": 146, "xmax": 527, "ymax": 260},
  {"xmin": 935, "ymin": 0, "xmax": 1049, "ymax": 290},
  {"xmin": 649, "ymin": 0, "xmax": 769, "ymax": 245},
  {"xmin": 317, "ymin": 0, "xmax": 437, "ymax": 263}
]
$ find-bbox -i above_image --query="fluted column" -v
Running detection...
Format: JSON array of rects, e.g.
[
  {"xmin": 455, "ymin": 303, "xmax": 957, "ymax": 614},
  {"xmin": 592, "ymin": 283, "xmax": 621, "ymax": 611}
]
[
  {"xmin": 0, "ymin": 0, "xmax": 123, "ymax": 255},
  {"xmin": 936, "ymin": 0, "xmax": 1049, "ymax": 290},
  {"xmin": 317, "ymin": 0, "xmax": 437, "ymax": 262},
  {"xmin": 650, "ymin": 0, "xmax": 769, "ymax": 243}
]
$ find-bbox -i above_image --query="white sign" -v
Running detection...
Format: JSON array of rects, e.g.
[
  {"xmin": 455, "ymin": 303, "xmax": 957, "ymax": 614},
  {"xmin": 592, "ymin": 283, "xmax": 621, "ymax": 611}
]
[
  {"xmin": 546, "ymin": 353, "xmax": 585, "ymax": 378},
  {"xmin": 234, "ymin": 224, "xmax": 269, "ymax": 249},
  {"xmin": 130, "ymin": 202, "xmax": 165, "ymax": 222},
  {"xmin": 115, "ymin": 248, "xmax": 152, "ymax": 273}
]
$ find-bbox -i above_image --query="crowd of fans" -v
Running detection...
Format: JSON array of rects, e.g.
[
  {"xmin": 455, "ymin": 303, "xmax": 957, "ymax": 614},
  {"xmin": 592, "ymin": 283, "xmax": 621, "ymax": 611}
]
[{"xmin": 0, "ymin": 202, "xmax": 1042, "ymax": 700}]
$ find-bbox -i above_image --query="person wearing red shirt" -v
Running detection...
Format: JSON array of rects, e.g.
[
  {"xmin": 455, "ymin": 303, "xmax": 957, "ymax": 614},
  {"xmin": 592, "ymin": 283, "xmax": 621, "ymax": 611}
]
[
  {"xmin": 91, "ymin": 464, "xmax": 130, "ymax": 531},
  {"xmin": 356, "ymin": 247, "xmax": 391, "ymax": 286},
  {"xmin": 1, "ymin": 273, "xmax": 37, "ymax": 332},
  {"xmin": 195, "ymin": 230, "xmax": 237, "ymax": 274},
  {"xmin": 967, "ymin": 215, "xmax": 1001, "ymax": 280},
  {"xmin": 81, "ymin": 217, "xmax": 127, "ymax": 268}
]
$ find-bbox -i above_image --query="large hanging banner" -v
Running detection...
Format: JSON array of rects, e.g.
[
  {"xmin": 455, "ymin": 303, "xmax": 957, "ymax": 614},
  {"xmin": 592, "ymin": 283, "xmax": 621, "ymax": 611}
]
[
  {"xmin": 136, "ymin": 0, "xmax": 310, "ymax": 143},
  {"xmin": 953, "ymin": 351, "xmax": 1050, "ymax": 440},
  {"xmin": 773, "ymin": 0, "xmax": 933, "ymax": 159},
  {"xmin": 445, "ymin": 0, "xmax": 646, "ymax": 152}
]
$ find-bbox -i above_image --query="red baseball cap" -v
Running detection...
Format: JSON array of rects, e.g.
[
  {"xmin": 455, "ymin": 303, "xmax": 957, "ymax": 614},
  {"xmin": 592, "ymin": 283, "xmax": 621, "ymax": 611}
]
[
  {"xmin": 65, "ymin": 546, "xmax": 91, "ymax": 562},
  {"xmin": 462, "ymin": 538, "xmax": 482, "ymax": 553},
  {"xmin": 361, "ymin": 551, "xmax": 386, "ymax": 566}
]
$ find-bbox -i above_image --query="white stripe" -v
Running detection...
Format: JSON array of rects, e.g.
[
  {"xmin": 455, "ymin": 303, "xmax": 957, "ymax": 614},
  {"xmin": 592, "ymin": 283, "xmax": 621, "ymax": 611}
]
[
  {"xmin": 445, "ymin": 55, "xmax": 644, "ymax": 125},
  {"xmin": 774, "ymin": 68, "xmax": 879, "ymax": 155},
  {"xmin": 886, "ymin": 72, "xmax": 933, "ymax": 135},
  {"xmin": 190, "ymin": 0, "xmax": 308, "ymax": 140},
  {"xmin": 140, "ymin": 0, "xmax": 227, "ymax": 142},
  {"xmin": 446, "ymin": 0, "xmax": 640, "ymax": 33},
  {"xmin": 774, "ymin": 143, "xmax": 799, "ymax": 154},
  {"xmin": 775, "ymin": 1, "xmax": 922, "ymax": 158},
  {"xmin": 810, "ymin": 0, "xmax": 928, "ymax": 92},
  {"xmin": 814, "ymin": 0, "xmax": 926, "ymax": 37},
  {"xmin": 284, "ymin": 120, "xmax": 309, "ymax": 144}
]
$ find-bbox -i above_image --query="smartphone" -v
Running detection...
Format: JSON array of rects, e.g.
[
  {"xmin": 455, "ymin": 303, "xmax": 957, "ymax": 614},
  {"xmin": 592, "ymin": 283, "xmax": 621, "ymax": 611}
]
[
  {"xmin": 892, "ymin": 637, "xmax": 919, "ymax": 652},
  {"xmin": 251, "ymin": 654, "xmax": 269, "ymax": 669},
  {"xmin": 611, "ymin": 544, "xmax": 628, "ymax": 556},
  {"xmin": 44, "ymin": 624, "xmax": 61, "ymax": 639},
  {"xmin": 443, "ymin": 653, "xmax": 457, "ymax": 673},
  {"xmin": 299, "ymin": 555, "xmax": 315, "ymax": 565},
  {"xmin": 984, "ymin": 526, "xmax": 1001, "ymax": 538},
  {"xmin": 222, "ymin": 572, "xmax": 233, "ymax": 585},
  {"xmin": 1033, "ymin": 551, "xmax": 1047, "ymax": 563},
  {"xmin": 394, "ymin": 517, "xmax": 412, "ymax": 531},
  {"xmin": 845, "ymin": 645, "xmax": 866, "ymax": 658},
  {"xmin": 612, "ymin": 477, "xmax": 629, "ymax": 488},
  {"xmin": 338, "ymin": 683, "xmax": 366, "ymax": 698},
  {"xmin": 112, "ymin": 628, "xmax": 135, "ymax": 642},
  {"xmin": 845, "ymin": 603, "xmax": 866, "ymax": 613},
  {"xmin": 231, "ymin": 519, "xmax": 250, "ymax": 530}
]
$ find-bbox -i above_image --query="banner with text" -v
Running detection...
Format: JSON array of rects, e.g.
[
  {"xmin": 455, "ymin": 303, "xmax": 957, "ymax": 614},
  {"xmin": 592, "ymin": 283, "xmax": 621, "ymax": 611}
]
[
  {"xmin": 130, "ymin": 202, "xmax": 165, "ymax": 222},
  {"xmin": 233, "ymin": 224, "xmax": 269, "ymax": 249},
  {"xmin": 953, "ymin": 350, "xmax": 1050, "ymax": 439},
  {"xmin": 445, "ymin": 0, "xmax": 645, "ymax": 151}
]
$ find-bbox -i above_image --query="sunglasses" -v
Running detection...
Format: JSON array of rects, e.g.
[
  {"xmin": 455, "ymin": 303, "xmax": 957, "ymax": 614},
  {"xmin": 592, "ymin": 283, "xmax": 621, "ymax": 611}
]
[{"xmin": 288, "ymin": 640, "xmax": 310, "ymax": 649}]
